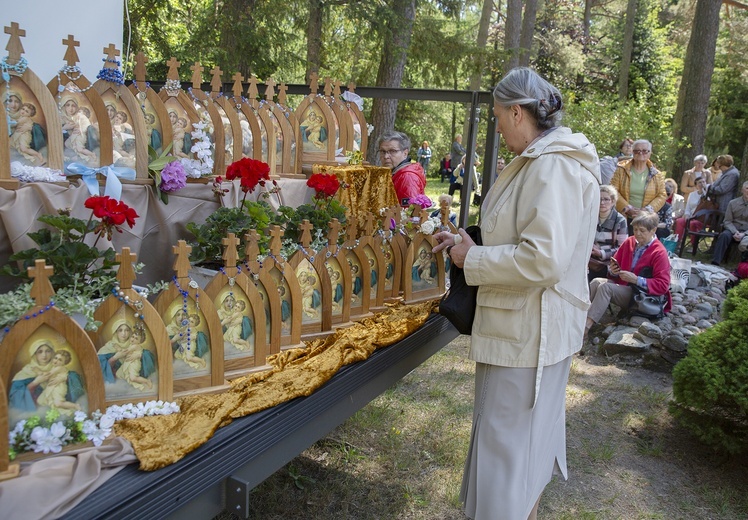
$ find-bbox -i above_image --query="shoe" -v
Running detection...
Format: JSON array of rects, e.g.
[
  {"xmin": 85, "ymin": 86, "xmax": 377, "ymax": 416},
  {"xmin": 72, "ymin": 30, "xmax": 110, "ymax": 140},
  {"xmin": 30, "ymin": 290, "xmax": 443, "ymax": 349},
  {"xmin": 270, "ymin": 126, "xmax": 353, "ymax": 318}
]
[{"xmin": 711, "ymin": 261, "xmax": 720, "ymax": 266}]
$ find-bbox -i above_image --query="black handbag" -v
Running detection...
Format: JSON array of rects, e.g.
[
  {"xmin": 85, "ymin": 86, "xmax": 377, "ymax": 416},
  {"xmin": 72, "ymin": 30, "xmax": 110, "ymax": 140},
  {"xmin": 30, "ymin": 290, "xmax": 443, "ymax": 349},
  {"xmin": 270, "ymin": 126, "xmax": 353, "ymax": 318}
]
[
  {"xmin": 628, "ymin": 285, "xmax": 667, "ymax": 319},
  {"xmin": 438, "ymin": 225, "xmax": 482, "ymax": 334}
]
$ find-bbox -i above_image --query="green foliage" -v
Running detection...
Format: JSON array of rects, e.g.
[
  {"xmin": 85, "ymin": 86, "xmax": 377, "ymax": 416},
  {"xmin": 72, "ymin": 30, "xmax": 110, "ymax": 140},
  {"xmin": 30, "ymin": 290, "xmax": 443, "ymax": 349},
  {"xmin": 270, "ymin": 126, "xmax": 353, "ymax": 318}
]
[
  {"xmin": 186, "ymin": 202, "xmax": 274, "ymax": 266},
  {"xmin": 275, "ymin": 198, "xmax": 347, "ymax": 245},
  {"xmin": 147, "ymin": 142, "xmax": 175, "ymax": 204},
  {"xmin": 670, "ymin": 280, "xmax": 748, "ymax": 455},
  {"xmin": 1, "ymin": 213, "xmax": 118, "ymax": 291}
]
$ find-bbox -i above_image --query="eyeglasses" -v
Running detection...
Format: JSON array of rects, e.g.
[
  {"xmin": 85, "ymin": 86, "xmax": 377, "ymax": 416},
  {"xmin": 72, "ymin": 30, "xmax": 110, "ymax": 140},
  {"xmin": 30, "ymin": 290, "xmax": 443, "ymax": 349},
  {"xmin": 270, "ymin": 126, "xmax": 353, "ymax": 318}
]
[
  {"xmin": 378, "ymin": 149, "xmax": 403, "ymax": 156},
  {"xmin": 600, "ymin": 198, "xmax": 613, "ymax": 203},
  {"xmin": 632, "ymin": 149, "xmax": 651, "ymax": 155}
]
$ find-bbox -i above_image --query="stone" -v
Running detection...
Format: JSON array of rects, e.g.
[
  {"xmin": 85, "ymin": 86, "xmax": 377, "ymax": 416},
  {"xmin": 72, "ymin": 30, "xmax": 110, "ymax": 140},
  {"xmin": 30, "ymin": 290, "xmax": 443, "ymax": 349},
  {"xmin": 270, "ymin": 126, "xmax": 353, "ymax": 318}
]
[
  {"xmin": 680, "ymin": 314, "xmax": 697, "ymax": 325},
  {"xmin": 684, "ymin": 325, "xmax": 702, "ymax": 335},
  {"xmin": 662, "ymin": 334, "xmax": 690, "ymax": 352},
  {"xmin": 628, "ymin": 315, "xmax": 649, "ymax": 327},
  {"xmin": 638, "ymin": 321, "xmax": 663, "ymax": 340},
  {"xmin": 672, "ymin": 304, "xmax": 688, "ymax": 315},
  {"xmin": 695, "ymin": 319, "xmax": 712, "ymax": 330},
  {"xmin": 601, "ymin": 327, "xmax": 650, "ymax": 356},
  {"xmin": 701, "ymin": 295, "xmax": 720, "ymax": 306}
]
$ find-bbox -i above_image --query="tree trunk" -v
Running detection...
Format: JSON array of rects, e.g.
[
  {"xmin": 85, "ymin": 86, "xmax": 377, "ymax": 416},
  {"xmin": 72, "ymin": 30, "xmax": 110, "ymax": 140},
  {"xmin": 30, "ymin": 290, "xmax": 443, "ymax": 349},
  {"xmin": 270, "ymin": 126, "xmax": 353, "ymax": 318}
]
[
  {"xmin": 504, "ymin": 0, "xmax": 522, "ymax": 73},
  {"xmin": 670, "ymin": 0, "xmax": 721, "ymax": 183},
  {"xmin": 618, "ymin": 0, "xmax": 638, "ymax": 101},
  {"xmin": 463, "ymin": 0, "xmax": 495, "ymax": 139},
  {"xmin": 518, "ymin": 0, "xmax": 538, "ymax": 67},
  {"xmin": 366, "ymin": 0, "xmax": 417, "ymax": 165},
  {"xmin": 306, "ymin": 0, "xmax": 324, "ymax": 83}
]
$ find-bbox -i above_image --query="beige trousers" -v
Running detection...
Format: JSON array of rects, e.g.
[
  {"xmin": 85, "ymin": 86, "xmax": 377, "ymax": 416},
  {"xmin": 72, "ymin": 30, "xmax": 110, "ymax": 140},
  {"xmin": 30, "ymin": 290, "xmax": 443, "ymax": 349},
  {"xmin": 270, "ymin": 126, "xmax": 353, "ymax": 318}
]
[{"xmin": 587, "ymin": 278, "xmax": 633, "ymax": 324}]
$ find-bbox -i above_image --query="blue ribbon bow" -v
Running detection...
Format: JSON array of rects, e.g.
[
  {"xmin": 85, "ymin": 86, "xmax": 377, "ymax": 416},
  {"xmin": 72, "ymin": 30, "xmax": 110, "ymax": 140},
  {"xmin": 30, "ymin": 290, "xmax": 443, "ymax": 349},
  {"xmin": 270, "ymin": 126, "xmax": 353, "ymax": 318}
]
[{"xmin": 66, "ymin": 163, "xmax": 136, "ymax": 201}]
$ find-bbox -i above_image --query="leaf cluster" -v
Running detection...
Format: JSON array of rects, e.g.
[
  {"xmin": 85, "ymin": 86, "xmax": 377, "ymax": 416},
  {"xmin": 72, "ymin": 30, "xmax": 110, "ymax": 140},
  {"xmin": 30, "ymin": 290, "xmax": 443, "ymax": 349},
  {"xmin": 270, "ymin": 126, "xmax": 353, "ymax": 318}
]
[
  {"xmin": 1, "ymin": 213, "xmax": 118, "ymax": 292},
  {"xmin": 670, "ymin": 280, "xmax": 748, "ymax": 455},
  {"xmin": 276, "ymin": 199, "xmax": 348, "ymax": 245}
]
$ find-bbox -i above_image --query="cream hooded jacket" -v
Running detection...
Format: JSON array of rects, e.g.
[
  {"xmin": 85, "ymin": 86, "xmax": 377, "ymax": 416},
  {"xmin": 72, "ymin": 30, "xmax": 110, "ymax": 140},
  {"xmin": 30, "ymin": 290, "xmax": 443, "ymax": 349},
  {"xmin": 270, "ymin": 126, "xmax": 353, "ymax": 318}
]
[{"xmin": 463, "ymin": 127, "xmax": 600, "ymax": 404}]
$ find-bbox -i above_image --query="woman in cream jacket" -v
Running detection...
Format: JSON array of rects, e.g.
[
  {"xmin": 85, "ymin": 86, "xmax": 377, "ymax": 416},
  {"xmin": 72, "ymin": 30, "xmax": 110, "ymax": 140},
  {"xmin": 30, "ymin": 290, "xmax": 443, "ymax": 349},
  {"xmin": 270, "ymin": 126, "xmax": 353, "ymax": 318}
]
[{"xmin": 435, "ymin": 68, "xmax": 600, "ymax": 520}]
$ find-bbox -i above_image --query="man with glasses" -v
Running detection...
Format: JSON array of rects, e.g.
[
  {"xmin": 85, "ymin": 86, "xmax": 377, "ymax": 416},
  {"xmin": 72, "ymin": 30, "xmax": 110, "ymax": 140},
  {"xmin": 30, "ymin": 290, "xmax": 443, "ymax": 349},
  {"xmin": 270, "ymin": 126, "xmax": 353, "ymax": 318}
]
[
  {"xmin": 610, "ymin": 139, "xmax": 667, "ymax": 230},
  {"xmin": 378, "ymin": 130, "xmax": 426, "ymax": 206}
]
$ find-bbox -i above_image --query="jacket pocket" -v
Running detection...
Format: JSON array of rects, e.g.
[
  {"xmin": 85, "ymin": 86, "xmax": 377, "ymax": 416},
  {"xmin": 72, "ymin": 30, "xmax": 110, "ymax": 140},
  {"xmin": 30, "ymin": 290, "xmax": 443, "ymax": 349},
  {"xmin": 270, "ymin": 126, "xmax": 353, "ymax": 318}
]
[{"xmin": 475, "ymin": 287, "xmax": 528, "ymax": 343}]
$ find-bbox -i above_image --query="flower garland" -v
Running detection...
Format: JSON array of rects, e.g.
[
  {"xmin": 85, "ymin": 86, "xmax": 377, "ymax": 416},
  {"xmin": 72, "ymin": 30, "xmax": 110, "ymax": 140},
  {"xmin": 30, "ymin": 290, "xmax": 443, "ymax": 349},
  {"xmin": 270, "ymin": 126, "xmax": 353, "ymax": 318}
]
[
  {"xmin": 179, "ymin": 121, "xmax": 214, "ymax": 178},
  {"xmin": 10, "ymin": 161, "xmax": 66, "ymax": 182},
  {"xmin": 8, "ymin": 401, "xmax": 180, "ymax": 459}
]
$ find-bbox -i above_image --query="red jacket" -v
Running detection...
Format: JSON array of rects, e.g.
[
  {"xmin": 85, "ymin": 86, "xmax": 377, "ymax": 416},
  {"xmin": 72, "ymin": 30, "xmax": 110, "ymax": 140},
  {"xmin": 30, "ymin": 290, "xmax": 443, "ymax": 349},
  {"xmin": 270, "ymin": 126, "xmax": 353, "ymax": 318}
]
[
  {"xmin": 392, "ymin": 161, "xmax": 426, "ymax": 206},
  {"xmin": 612, "ymin": 235, "xmax": 672, "ymax": 313}
]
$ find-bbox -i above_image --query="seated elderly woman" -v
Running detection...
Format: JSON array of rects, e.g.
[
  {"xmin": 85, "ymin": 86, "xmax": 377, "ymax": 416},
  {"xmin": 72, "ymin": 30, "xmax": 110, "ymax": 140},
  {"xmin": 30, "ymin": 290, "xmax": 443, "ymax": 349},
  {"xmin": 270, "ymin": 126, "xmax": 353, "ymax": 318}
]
[
  {"xmin": 588, "ymin": 185, "xmax": 628, "ymax": 282},
  {"xmin": 584, "ymin": 211, "xmax": 672, "ymax": 338}
]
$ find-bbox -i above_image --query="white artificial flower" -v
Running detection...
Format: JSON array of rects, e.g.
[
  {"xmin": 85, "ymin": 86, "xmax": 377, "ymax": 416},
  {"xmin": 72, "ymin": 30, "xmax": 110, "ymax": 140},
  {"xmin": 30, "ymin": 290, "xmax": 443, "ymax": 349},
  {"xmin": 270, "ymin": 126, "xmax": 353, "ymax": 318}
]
[
  {"xmin": 12, "ymin": 419, "xmax": 26, "ymax": 434},
  {"xmin": 99, "ymin": 414, "xmax": 116, "ymax": 430},
  {"xmin": 30, "ymin": 426, "xmax": 63, "ymax": 454},
  {"xmin": 420, "ymin": 220, "xmax": 435, "ymax": 235},
  {"xmin": 74, "ymin": 410, "xmax": 87, "ymax": 423}
]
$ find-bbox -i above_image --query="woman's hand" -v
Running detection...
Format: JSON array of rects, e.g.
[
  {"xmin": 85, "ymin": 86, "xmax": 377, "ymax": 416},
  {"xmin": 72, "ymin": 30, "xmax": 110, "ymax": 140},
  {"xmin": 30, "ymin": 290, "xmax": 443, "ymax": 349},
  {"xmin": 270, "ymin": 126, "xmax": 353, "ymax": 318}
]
[
  {"xmin": 618, "ymin": 270, "xmax": 638, "ymax": 284},
  {"xmin": 433, "ymin": 229, "xmax": 475, "ymax": 268},
  {"xmin": 591, "ymin": 244, "xmax": 602, "ymax": 258}
]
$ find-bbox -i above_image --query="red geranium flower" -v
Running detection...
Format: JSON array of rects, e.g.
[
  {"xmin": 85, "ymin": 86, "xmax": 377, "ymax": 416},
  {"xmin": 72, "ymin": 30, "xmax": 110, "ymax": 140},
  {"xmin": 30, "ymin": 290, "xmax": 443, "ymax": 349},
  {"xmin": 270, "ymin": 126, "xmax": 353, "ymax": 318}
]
[
  {"xmin": 307, "ymin": 173, "xmax": 340, "ymax": 199},
  {"xmin": 226, "ymin": 158, "xmax": 271, "ymax": 194},
  {"xmin": 84, "ymin": 195, "xmax": 139, "ymax": 231}
]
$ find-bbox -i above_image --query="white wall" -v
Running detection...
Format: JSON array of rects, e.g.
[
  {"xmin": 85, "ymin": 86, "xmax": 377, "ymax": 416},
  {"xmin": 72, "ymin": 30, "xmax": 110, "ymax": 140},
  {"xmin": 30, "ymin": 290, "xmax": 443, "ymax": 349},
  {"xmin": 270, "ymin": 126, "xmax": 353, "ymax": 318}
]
[{"xmin": 1, "ymin": 0, "xmax": 124, "ymax": 84}]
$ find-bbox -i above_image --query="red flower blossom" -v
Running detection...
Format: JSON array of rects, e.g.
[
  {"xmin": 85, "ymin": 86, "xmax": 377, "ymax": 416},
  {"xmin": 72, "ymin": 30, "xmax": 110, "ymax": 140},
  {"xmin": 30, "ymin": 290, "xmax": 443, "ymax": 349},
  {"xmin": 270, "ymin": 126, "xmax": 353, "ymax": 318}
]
[
  {"xmin": 307, "ymin": 173, "xmax": 340, "ymax": 199},
  {"xmin": 226, "ymin": 158, "xmax": 271, "ymax": 194},
  {"xmin": 84, "ymin": 196, "xmax": 139, "ymax": 229}
]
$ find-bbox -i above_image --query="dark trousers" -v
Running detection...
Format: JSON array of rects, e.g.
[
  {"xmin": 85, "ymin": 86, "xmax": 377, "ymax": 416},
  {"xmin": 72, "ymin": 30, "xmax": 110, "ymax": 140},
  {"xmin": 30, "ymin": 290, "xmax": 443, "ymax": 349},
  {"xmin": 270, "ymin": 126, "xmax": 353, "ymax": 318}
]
[
  {"xmin": 448, "ymin": 182, "xmax": 463, "ymax": 199},
  {"xmin": 712, "ymin": 230, "xmax": 735, "ymax": 265}
]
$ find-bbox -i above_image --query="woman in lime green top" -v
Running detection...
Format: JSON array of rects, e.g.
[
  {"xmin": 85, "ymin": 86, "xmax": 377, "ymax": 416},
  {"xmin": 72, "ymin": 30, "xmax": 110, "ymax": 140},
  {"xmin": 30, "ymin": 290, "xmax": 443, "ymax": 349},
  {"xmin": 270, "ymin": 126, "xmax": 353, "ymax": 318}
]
[{"xmin": 610, "ymin": 139, "xmax": 667, "ymax": 220}]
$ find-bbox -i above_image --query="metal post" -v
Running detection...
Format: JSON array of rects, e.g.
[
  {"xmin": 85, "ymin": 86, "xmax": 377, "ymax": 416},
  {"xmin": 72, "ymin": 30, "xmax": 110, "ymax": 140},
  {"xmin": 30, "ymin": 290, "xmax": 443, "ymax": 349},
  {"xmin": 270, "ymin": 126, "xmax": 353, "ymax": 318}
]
[{"xmin": 459, "ymin": 91, "xmax": 482, "ymax": 229}]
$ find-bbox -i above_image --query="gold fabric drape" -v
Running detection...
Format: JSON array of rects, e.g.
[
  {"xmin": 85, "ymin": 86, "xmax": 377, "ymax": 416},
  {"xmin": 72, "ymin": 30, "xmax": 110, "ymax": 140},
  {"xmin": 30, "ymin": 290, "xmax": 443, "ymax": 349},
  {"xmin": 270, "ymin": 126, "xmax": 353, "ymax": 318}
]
[
  {"xmin": 313, "ymin": 164, "xmax": 399, "ymax": 220},
  {"xmin": 114, "ymin": 301, "xmax": 437, "ymax": 471}
]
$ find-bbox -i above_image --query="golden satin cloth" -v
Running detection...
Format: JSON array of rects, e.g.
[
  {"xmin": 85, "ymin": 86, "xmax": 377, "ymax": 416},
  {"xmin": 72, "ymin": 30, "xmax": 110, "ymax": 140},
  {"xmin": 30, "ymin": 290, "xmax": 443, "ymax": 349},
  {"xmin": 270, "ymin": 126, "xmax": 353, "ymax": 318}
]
[
  {"xmin": 114, "ymin": 300, "xmax": 438, "ymax": 471},
  {"xmin": 313, "ymin": 163, "xmax": 399, "ymax": 220}
]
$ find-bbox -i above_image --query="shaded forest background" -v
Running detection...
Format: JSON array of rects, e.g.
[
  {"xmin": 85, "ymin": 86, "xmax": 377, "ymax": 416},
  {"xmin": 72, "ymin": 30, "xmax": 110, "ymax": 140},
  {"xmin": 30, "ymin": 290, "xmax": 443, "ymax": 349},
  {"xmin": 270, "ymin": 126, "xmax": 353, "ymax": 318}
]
[{"xmin": 125, "ymin": 0, "xmax": 748, "ymax": 184}]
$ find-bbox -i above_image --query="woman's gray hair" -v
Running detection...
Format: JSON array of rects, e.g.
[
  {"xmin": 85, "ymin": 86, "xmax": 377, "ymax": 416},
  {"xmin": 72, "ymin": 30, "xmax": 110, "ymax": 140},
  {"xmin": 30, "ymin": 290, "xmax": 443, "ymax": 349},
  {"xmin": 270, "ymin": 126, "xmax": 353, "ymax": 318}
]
[
  {"xmin": 631, "ymin": 211, "xmax": 659, "ymax": 231},
  {"xmin": 599, "ymin": 184, "xmax": 619, "ymax": 204},
  {"xmin": 632, "ymin": 139, "xmax": 652, "ymax": 152},
  {"xmin": 694, "ymin": 154, "xmax": 707, "ymax": 163},
  {"xmin": 378, "ymin": 130, "xmax": 411, "ymax": 152},
  {"xmin": 492, "ymin": 67, "xmax": 563, "ymax": 130}
]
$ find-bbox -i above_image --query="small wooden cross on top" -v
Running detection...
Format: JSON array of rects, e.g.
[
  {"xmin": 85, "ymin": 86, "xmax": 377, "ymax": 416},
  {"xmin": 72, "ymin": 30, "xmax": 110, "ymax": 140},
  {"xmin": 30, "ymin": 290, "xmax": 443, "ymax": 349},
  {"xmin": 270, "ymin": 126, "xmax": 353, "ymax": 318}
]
[
  {"xmin": 210, "ymin": 66, "xmax": 223, "ymax": 94},
  {"xmin": 362, "ymin": 212, "xmax": 375, "ymax": 237},
  {"xmin": 244, "ymin": 229, "xmax": 261, "ymax": 265},
  {"xmin": 231, "ymin": 72, "xmax": 244, "ymax": 99},
  {"xmin": 166, "ymin": 57, "xmax": 181, "ymax": 81},
  {"xmin": 4, "ymin": 22, "xmax": 25, "ymax": 64},
  {"xmin": 246, "ymin": 75, "xmax": 259, "ymax": 105},
  {"xmin": 134, "ymin": 52, "xmax": 148, "ymax": 88},
  {"xmin": 190, "ymin": 62, "xmax": 204, "ymax": 90},
  {"xmin": 333, "ymin": 80, "xmax": 343, "ymax": 98},
  {"xmin": 308, "ymin": 71, "xmax": 319, "ymax": 94},
  {"xmin": 278, "ymin": 83, "xmax": 289, "ymax": 106},
  {"xmin": 222, "ymin": 233, "xmax": 240, "ymax": 277},
  {"xmin": 62, "ymin": 34, "xmax": 80, "ymax": 67},
  {"xmin": 346, "ymin": 219, "xmax": 358, "ymax": 242},
  {"xmin": 264, "ymin": 78, "xmax": 276, "ymax": 101},
  {"xmin": 267, "ymin": 226, "xmax": 284, "ymax": 258},
  {"xmin": 347, "ymin": 82, "xmax": 357, "ymax": 94},
  {"xmin": 298, "ymin": 220, "xmax": 314, "ymax": 249},
  {"xmin": 323, "ymin": 77, "xmax": 333, "ymax": 97},
  {"xmin": 326, "ymin": 219, "xmax": 341, "ymax": 254},
  {"xmin": 172, "ymin": 240, "xmax": 193, "ymax": 281},
  {"xmin": 115, "ymin": 248, "xmax": 138, "ymax": 291},
  {"xmin": 102, "ymin": 44, "xmax": 120, "ymax": 69},
  {"xmin": 28, "ymin": 259, "xmax": 54, "ymax": 305}
]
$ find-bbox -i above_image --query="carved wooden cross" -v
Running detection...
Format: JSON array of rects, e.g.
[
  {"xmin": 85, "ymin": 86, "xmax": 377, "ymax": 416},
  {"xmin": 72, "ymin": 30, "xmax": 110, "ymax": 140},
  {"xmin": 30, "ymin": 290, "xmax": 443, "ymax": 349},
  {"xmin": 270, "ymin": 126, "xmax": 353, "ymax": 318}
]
[
  {"xmin": 247, "ymin": 75, "xmax": 259, "ymax": 104},
  {"xmin": 172, "ymin": 240, "xmax": 193, "ymax": 280},
  {"xmin": 244, "ymin": 229, "xmax": 261, "ymax": 263},
  {"xmin": 298, "ymin": 220, "xmax": 314, "ymax": 249},
  {"xmin": 222, "ymin": 233, "xmax": 240, "ymax": 278},
  {"xmin": 62, "ymin": 34, "xmax": 80, "ymax": 67},
  {"xmin": 134, "ymin": 52, "xmax": 148, "ymax": 87},
  {"xmin": 327, "ymin": 219, "xmax": 341, "ymax": 253},
  {"xmin": 115, "ymin": 248, "xmax": 138, "ymax": 290},
  {"xmin": 363, "ymin": 212, "xmax": 375, "ymax": 237},
  {"xmin": 278, "ymin": 83, "xmax": 289, "ymax": 105},
  {"xmin": 210, "ymin": 66, "xmax": 223, "ymax": 93},
  {"xmin": 347, "ymin": 82, "xmax": 357, "ymax": 93},
  {"xmin": 267, "ymin": 225, "xmax": 284, "ymax": 258},
  {"xmin": 334, "ymin": 80, "xmax": 342, "ymax": 98},
  {"xmin": 418, "ymin": 208, "xmax": 429, "ymax": 225},
  {"xmin": 166, "ymin": 57, "xmax": 181, "ymax": 81},
  {"xmin": 190, "ymin": 62, "xmax": 204, "ymax": 90},
  {"xmin": 309, "ymin": 71, "xmax": 318, "ymax": 94},
  {"xmin": 346, "ymin": 219, "xmax": 358, "ymax": 242},
  {"xmin": 323, "ymin": 77, "xmax": 333, "ymax": 97},
  {"xmin": 4, "ymin": 22, "xmax": 25, "ymax": 64},
  {"xmin": 231, "ymin": 72, "xmax": 244, "ymax": 99},
  {"xmin": 102, "ymin": 44, "xmax": 120, "ymax": 69},
  {"xmin": 28, "ymin": 259, "xmax": 54, "ymax": 305},
  {"xmin": 264, "ymin": 77, "xmax": 276, "ymax": 101},
  {"xmin": 440, "ymin": 198, "xmax": 450, "ymax": 226}
]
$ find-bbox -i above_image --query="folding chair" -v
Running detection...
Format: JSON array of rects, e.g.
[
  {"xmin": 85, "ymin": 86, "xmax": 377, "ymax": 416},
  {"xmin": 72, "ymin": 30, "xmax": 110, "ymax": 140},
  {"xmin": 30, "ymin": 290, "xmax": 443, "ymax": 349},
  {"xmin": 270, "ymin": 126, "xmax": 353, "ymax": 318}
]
[{"xmin": 677, "ymin": 209, "xmax": 725, "ymax": 257}]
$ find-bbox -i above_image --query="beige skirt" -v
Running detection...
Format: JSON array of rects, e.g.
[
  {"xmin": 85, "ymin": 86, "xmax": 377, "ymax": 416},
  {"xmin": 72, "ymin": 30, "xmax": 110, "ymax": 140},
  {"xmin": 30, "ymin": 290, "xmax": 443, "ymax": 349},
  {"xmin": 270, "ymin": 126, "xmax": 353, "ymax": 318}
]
[{"xmin": 460, "ymin": 357, "xmax": 572, "ymax": 520}]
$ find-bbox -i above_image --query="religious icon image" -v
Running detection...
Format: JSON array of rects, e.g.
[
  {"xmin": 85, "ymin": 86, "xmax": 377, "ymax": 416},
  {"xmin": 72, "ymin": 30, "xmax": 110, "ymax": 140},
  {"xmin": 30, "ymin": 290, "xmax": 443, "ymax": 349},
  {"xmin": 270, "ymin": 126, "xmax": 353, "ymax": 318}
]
[
  {"xmin": 382, "ymin": 244, "xmax": 395, "ymax": 291},
  {"xmin": 163, "ymin": 301, "xmax": 210, "ymax": 377},
  {"xmin": 8, "ymin": 326, "xmax": 88, "ymax": 425},
  {"xmin": 364, "ymin": 248, "xmax": 378, "ymax": 293},
  {"xmin": 216, "ymin": 289, "xmax": 254, "ymax": 358},
  {"xmin": 59, "ymin": 89, "xmax": 100, "ymax": 166},
  {"xmin": 237, "ymin": 111, "xmax": 253, "ymax": 157},
  {"xmin": 326, "ymin": 260, "xmax": 344, "ymax": 315},
  {"xmin": 5, "ymin": 79, "xmax": 48, "ymax": 166},
  {"xmin": 101, "ymin": 92, "xmax": 136, "ymax": 168},
  {"xmin": 411, "ymin": 246, "xmax": 437, "ymax": 289},
  {"xmin": 96, "ymin": 309, "xmax": 157, "ymax": 400},
  {"xmin": 214, "ymin": 104, "xmax": 234, "ymax": 164},
  {"xmin": 348, "ymin": 107, "xmax": 363, "ymax": 152},
  {"xmin": 163, "ymin": 99, "xmax": 193, "ymax": 159},
  {"xmin": 348, "ymin": 257, "xmax": 364, "ymax": 306},
  {"xmin": 268, "ymin": 110, "xmax": 284, "ymax": 165},
  {"xmin": 270, "ymin": 267, "xmax": 292, "ymax": 334},
  {"xmin": 299, "ymin": 106, "xmax": 327, "ymax": 152},
  {"xmin": 256, "ymin": 284, "xmax": 271, "ymax": 344},
  {"xmin": 296, "ymin": 261, "xmax": 321, "ymax": 323}
]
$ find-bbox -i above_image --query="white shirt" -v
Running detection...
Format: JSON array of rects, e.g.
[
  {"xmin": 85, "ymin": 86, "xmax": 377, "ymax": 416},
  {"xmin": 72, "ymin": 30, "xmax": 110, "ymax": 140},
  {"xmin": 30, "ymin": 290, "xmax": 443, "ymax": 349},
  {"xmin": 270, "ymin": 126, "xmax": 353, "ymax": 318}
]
[{"xmin": 684, "ymin": 186, "xmax": 708, "ymax": 219}]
